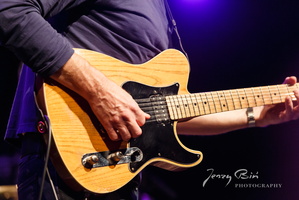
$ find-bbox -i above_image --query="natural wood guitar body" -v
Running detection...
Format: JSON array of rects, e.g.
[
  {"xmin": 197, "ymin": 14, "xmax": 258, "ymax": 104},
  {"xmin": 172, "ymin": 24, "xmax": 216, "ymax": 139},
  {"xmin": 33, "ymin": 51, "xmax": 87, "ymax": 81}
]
[
  {"xmin": 37, "ymin": 49, "xmax": 203, "ymax": 194},
  {"xmin": 37, "ymin": 48, "xmax": 298, "ymax": 194}
]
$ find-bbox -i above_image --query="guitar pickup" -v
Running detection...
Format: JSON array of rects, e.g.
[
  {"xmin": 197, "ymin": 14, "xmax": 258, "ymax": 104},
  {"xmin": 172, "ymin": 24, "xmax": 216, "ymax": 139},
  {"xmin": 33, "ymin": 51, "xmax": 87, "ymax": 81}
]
[{"xmin": 81, "ymin": 147, "xmax": 143, "ymax": 169}]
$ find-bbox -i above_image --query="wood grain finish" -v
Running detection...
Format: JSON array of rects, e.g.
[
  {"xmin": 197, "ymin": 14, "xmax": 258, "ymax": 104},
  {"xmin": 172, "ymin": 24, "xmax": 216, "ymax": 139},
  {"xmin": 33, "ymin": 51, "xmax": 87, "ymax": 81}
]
[{"xmin": 38, "ymin": 49, "xmax": 202, "ymax": 194}]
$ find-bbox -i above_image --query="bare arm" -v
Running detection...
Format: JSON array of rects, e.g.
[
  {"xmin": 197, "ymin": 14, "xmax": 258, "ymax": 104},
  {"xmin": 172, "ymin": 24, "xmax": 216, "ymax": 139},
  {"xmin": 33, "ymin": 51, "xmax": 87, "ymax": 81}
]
[
  {"xmin": 177, "ymin": 76, "xmax": 299, "ymax": 136},
  {"xmin": 50, "ymin": 52, "xmax": 150, "ymax": 141},
  {"xmin": 177, "ymin": 109, "xmax": 248, "ymax": 136}
]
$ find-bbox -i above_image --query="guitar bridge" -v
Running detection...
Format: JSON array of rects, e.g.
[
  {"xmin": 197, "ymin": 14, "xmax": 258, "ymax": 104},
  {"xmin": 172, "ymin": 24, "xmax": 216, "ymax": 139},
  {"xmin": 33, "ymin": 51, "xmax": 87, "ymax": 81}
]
[{"xmin": 81, "ymin": 147, "xmax": 143, "ymax": 169}]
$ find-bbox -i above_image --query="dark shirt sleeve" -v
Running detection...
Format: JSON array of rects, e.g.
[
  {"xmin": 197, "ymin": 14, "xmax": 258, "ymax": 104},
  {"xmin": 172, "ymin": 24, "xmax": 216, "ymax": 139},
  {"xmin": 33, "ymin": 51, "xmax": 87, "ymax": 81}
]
[{"xmin": 0, "ymin": 0, "xmax": 86, "ymax": 76}]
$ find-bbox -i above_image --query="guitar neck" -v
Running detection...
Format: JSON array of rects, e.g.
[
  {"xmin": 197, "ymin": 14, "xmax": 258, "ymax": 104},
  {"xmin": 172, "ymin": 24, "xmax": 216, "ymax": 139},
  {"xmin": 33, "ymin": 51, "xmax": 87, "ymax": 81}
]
[{"xmin": 166, "ymin": 83, "xmax": 299, "ymax": 120}]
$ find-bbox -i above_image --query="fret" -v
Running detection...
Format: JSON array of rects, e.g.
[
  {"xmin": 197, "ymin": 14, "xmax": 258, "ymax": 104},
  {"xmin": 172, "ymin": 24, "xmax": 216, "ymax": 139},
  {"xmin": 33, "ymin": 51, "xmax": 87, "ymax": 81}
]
[
  {"xmin": 174, "ymin": 96, "xmax": 182, "ymax": 118},
  {"xmin": 172, "ymin": 95, "xmax": 182, "ymax": 118},
  {"xmin": 196, "ymin": 93, "xmax": 208, "ymax": 115},
  {"xmin": 226, "ymin": 89, "xmax": 236, "ymax": 111},
  {"xmin": 259, "ymin": 86, "xmax": 266, "ymax": 105},
  {"xmin": 202, "ymin": 92, "xmax": 212, "ymax": 114},
  {"xmin": 243, "ymin": 88, "xmax": 251, "ymax": 107},
  {"xmin": 166, "ymin": 83, "xmax": 299, "ymax": 120},
  {"xmin": 285, "ymin": 84, "xmax": 297, "ymax": 100},
  {"xmin": 276, "ymin": 85, "xmax": 283, "ymax": 103},
  {"xmin": 166, "ymin": 95, "xmax": 175, "ymax": 120},
  {"xmin": 210, "ymin": 91, "xmax": 223, "ymax": 113},
  {"xmin": 189, "ymin": 94, "xmax": 201, "ymax": 116},
  {"xmin": 251, "ymin": 87, "xmax": 264, "ymax": 107},
  {"xmin": 268, "ymin": 85, "xmax": 279, "ymax": 104},
  {"xmin": 216, "ymin": 91, "xmax": 225, "ymax": 112},
  {"xmin": 236, "ymin": 88, "xmax": 249, "ymax": 108},
  {"xmin": 250, "ymin": 87, "xmax": 258, "ymax": 107},
  {"xmin": 223, "ymin": 90, "xmax": 231, "ymax": 111},
  {"xmin": 180, "ymin": 95, "xmax": 190, "ymax": 118},
  {"xmin": 288, "ymin": 84, "xmax": 298, "ymax": 100},
  {"xmin": 229, "ymin": 89, "xmax": 242, "ymax": 110},
  {"xmin": 243, "ymin": 88, "xmax": 257, "ymax": 107},
  {"xmin": 217, "ymin": 91, "xmax": 229, "ymax": 112},
  {"xmin": 170, "ymin": 96, "xmax": 179, "ymax": 119},
  {"xmin": 286, "ymin": 84, "xmax": 291, "ymax": 100},
  {"xmin": 267, "ymin": 86, "xmax": 274, "ymax": 104},
  {"xmin": 259, "ymin": 86, "xmax": 272, "ymax": 105},
  {"xmin": 278, "ymin": 84, "xmax": 289, "ymax": 100},
  {"xmin": 193, "ymin": 94, "xmax": 202, "ymax": 116},
  {"xmin": 179, "ymin": 95, "xmax": 189, "ymax": 118},
  {"xmin": 184, "ymin": 95, "xmax": 197, "ymax": 117}
]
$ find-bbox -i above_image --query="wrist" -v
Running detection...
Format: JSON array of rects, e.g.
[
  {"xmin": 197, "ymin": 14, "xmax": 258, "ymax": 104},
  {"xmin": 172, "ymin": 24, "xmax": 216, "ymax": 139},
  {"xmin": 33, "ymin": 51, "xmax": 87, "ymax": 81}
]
[{"xmin": 246, "ymin": 107, "xmax": 256, "ymax": 128}]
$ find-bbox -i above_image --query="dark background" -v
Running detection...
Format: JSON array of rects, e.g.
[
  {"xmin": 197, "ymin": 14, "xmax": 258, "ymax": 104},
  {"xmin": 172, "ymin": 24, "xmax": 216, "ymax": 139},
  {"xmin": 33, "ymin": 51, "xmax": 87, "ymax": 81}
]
[{"xmin": 1, "ymin": 0, "xmax": 299, "ymax": 199}]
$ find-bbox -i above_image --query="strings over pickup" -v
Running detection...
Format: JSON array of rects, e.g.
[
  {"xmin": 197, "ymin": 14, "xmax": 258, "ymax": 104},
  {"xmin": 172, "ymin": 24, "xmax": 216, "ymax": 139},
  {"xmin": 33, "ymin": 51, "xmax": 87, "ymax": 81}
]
[
  {"xmin": 135, "ymin": 95, "xmax": 171, "ymax": 124},
  {"xmin": 122, "ymin": 81, "xmax": 180, "ymax": 125}
]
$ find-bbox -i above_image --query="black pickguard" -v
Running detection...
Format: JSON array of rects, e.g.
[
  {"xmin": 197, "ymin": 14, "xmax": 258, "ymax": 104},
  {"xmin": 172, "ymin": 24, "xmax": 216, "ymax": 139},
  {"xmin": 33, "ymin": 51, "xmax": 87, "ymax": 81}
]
[{"xmin": 122, "ymin": 81, "xmax": 201, "ymax": 172}]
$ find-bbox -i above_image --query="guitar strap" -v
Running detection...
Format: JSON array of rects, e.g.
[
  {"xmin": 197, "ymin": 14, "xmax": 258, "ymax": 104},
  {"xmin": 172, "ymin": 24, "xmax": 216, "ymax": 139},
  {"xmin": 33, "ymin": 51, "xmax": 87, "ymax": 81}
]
[{"xmin": 164, "ymin": 0, "xmax": 189, "ymax": 60}]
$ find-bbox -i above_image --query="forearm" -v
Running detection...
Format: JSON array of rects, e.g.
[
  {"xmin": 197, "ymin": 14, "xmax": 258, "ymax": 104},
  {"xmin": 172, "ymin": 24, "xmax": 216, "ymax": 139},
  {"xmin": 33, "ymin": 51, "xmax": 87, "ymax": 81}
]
[
  {"xmin": 50, "ymin": 52, "xmax": 150, "ymax": 141},
  {"xmin": 50, "ymin": 52, "xmax": 108, "ymax": 100},
  {"xmin": 177, "ymin": 108, "xmax": 252, "ymax": 136},
  {"xmin": 177, "ymin": 77, "xmax": 299, "ymax": 136}
]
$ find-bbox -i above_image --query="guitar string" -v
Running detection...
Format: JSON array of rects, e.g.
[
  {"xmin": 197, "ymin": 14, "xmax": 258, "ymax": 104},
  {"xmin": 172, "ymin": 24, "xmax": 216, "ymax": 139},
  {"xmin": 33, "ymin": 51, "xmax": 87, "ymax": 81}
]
[
  {"xmin": 133, "ymin": 83, "xmax": 298, "ymax": 121},
  {"xmin": 141, "ymin": 90, "xmax": 292, "ymax": 110},
  {"xmin": 139, "ymin": 94, "xmax": 291, "ymax": 118},
  {"xmin": 136, "ymin": 98, "xmax": 171, "ymax": 123}
]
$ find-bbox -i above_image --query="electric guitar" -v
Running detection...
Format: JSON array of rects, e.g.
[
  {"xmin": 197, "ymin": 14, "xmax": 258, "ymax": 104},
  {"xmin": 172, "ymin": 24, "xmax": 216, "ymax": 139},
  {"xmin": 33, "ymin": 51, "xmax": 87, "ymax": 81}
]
[{"xmin": 36, "ymin": 48, "xmax": 298, "ymax": 194}]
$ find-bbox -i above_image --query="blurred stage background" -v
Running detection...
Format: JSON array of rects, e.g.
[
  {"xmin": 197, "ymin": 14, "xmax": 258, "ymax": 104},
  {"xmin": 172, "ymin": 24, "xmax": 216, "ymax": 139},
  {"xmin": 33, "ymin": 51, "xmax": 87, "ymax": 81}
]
[{"xmin": 1, "ymin": 0, "xmax": 299, "ymax": 199}]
